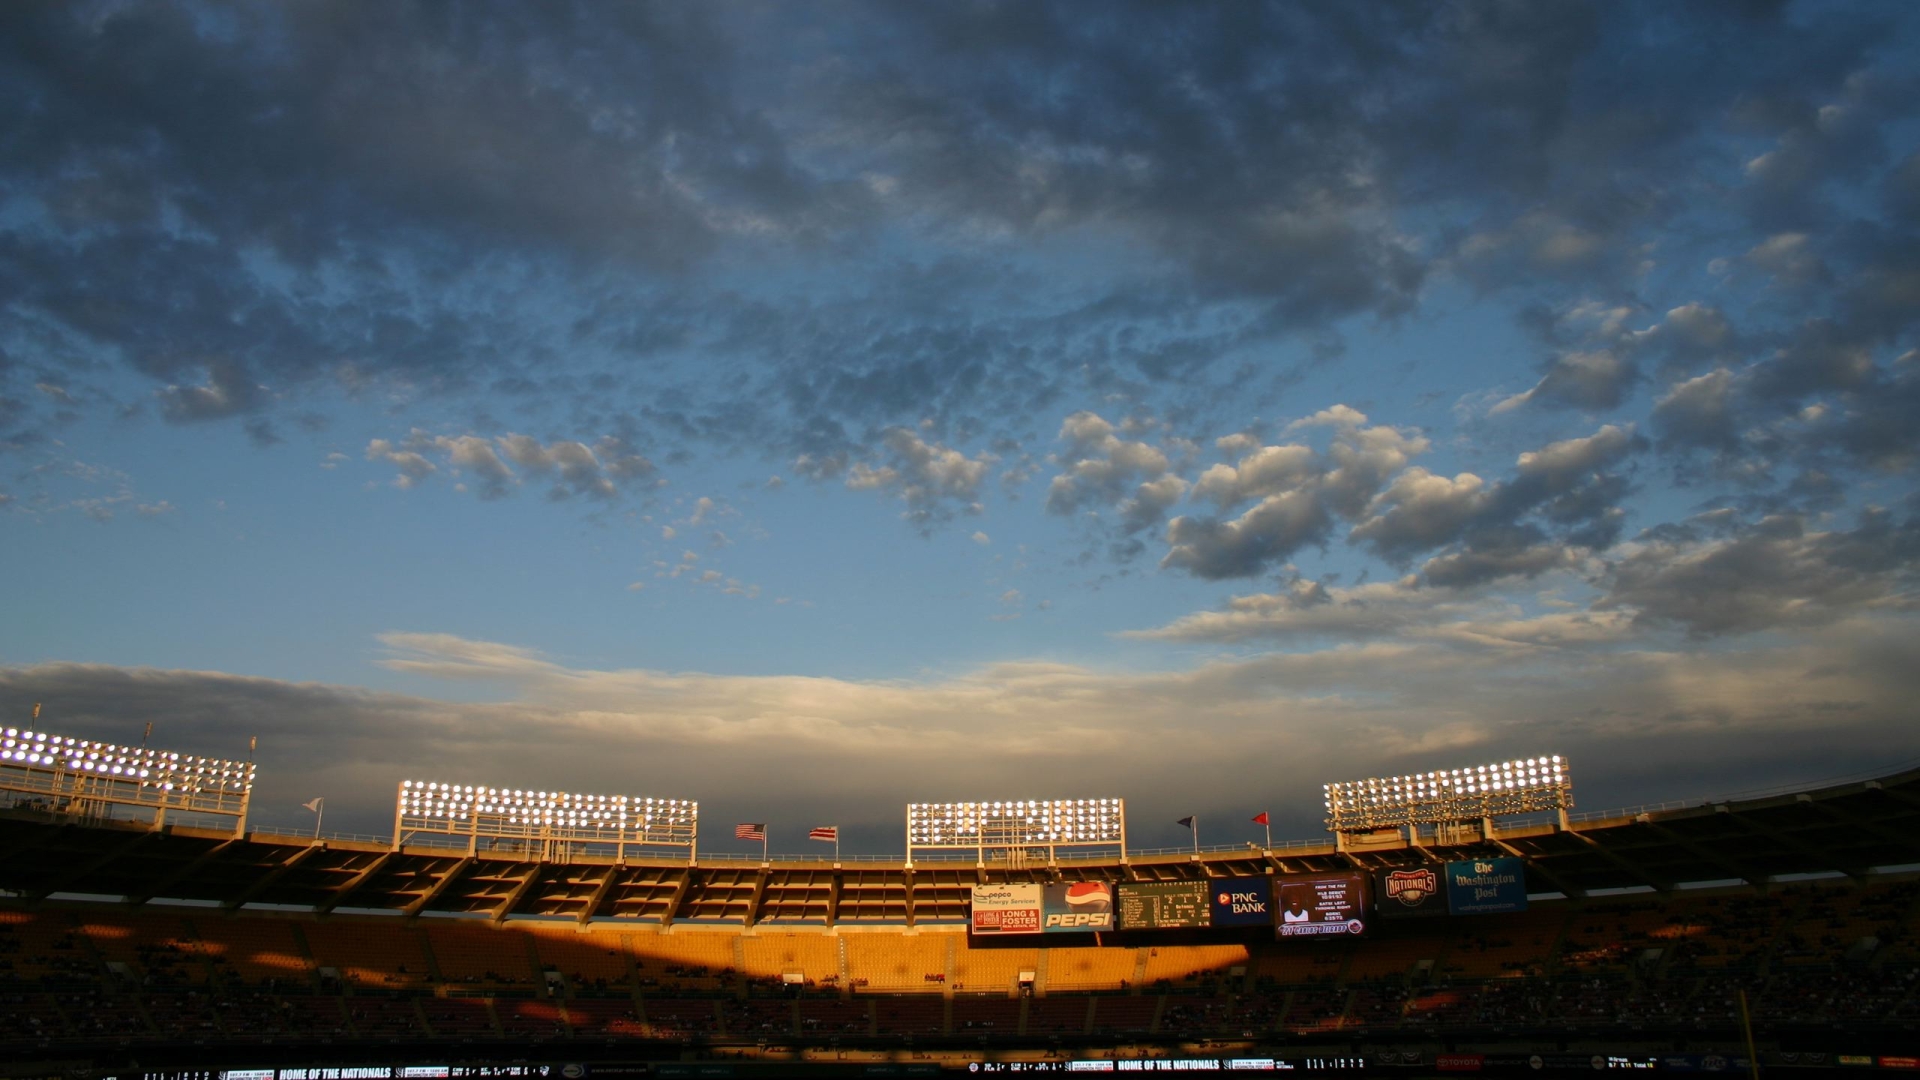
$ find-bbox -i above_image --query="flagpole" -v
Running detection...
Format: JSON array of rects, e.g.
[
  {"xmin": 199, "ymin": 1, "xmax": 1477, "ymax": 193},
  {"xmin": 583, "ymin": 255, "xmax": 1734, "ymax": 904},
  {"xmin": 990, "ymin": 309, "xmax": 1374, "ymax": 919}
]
[
  {"xmin": 1264, "ymin": 817, "xmax": 1272, "ymax": 851},
  {"xmin": 1192, "ymin": 815, "xmax": 1199, "ymax": 854},
  {"xmin": 315, "ymin": 799, "xmax": 324, "ymax": 839}
]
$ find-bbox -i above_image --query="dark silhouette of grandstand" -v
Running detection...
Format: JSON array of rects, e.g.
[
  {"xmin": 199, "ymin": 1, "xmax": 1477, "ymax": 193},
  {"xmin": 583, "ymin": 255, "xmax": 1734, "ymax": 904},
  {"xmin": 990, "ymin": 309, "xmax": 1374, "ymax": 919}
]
[{"xmin": 0, "ymin": 765, "xmax": 1916, "ymax": 1072}]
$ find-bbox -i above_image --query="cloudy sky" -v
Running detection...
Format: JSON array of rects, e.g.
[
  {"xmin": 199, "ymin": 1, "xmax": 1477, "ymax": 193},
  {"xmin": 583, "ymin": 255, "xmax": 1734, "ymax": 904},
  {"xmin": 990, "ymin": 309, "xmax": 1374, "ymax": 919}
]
[{"xmin": 2, "ymin": 1, "xmax": 1917, "ymax": 855}]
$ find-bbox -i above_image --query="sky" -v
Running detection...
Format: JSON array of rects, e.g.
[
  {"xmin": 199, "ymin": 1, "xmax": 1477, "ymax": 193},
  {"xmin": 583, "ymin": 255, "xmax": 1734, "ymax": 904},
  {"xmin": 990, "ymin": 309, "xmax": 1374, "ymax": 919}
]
[{"xmin": 2, "ymin": 1, "xmax": 1918, "ymax": 857}]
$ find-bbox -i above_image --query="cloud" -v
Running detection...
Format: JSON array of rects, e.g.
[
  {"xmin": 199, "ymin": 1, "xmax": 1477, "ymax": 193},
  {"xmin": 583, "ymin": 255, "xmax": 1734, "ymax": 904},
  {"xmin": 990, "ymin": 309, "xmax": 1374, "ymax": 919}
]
[
  {"xmin": 1159, "ymin": 408, "xmax": 1433, "ymax": 579},
  {"xmin": 435, "ymin": 436, "xmax": 516, "ymax": 500},
  {"xmin": 1350, "ymin": 468, "xmax": 1492, "ymax": 563},
  {"xmin": 7, "ymin": 619, "xmax": 1919, "ymax": 841},
  {"xmin": 365, "ymin": 431, "xmax": 657, "ymax": 500},
  {"xmin": 364, "ymin": 437, "xmax": 437, "ymax": 489},
  {"xmin": 1602, "ymin": 508, "xmax": 1920, "ymax": 636},
  {"xmin": 1192, "ymin": 444, "xmax": 1316, "ymax": 509},
  {"xmin": 1162, "ymin": 487, "xmax": 1333, "ymax": 580},
  {"xmin": 1339, "ymin": 424, "xmax": 1638, "ymax": 583},
  {"xmin": 841, "ymin": 427, "xmax": 992, "ymax": 527},
  {"xmin": 1747, "ymin": 232, "xmax": 1828, "ymax": 288},
  {"xmin": 1131, "ymin": 576, "xmax": 1466, "ymax": 644},
  {"xmin": 1491, "ymin": 349, "xmax": 1638, "ymax": 414},
  {"xmin": 1045, "ymin": 413, "xmax": 1178, "ymax": 517},
  {"xmin": 155, "ymin": 359, "xmax": 269, "ymax": 424},
  {"xmin": 1652, "ymin": 369, "xmax": 1741, "ymax": 452}
]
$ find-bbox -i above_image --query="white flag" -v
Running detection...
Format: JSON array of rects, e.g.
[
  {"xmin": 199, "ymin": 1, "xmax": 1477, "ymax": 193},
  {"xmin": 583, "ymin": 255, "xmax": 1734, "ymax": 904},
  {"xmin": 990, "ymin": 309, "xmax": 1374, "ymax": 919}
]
[{"xmin": 303, "ymin": 798, "xmax": 323, "ymax": 812}]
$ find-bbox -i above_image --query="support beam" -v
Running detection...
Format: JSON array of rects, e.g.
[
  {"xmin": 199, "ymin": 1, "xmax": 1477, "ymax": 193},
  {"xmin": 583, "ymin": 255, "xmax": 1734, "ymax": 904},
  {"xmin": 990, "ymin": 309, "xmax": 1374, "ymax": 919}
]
[
  {"xmin": 404, "ymin": 857, "xmax": 474, "ymax": 918},
  {"xmin": 26, "ymin": 830, "xmax": 160, "ymax": 902},
  {"xmin": 223, "ymin": 843, "xmax": 321, "ymax": 911},
  {"xmin": 1642, "ymin": 822, "xmax": 1768, "ymax": 888},
  {"xmin": 661, "ymin": 870, "xmax": 694, "ymax": 926},
  {"xmin": 492, "ymin": 863, "xmax": 544, "ymax": 923},
  {"xmin": 826, "ymin": 873, "xmax": 842, "ymax": 927},
  {"xmin": 1719, "ymin": 807, "xmax": 1867, "ymax": 881},
  {"xmin": 1798, "ymin": 796, "xmax": 1920, "ymax": 864},
  {"xmin": 1565, "ymin": 829, "xmax": 1672, "ymax": 892},
  {"xmin": 128, "ymin": 839, "xmax": 238, "ymax": 905},
  {"xmin": 1867, "ymin": 783, "xmax": 1920, "ymax": 811},
  {"xmin": 0, "ymin": 822, "xmax": 74, "ymax": 868},
  {"xmin": 315, "ymin": 850, "xmax": 396, "ymax": 916},
  {"xmin": 576, "ymin": 866, "xmax": 623, "ymax": 926},
  {"xmin": 1492, "ymin": 840, "xmax": 1588, "ymax": 899},
  {"xmin": 903, "ymin": 869, "xmax": 916, "ymax": 928},
  {"xmin": 745, "ymin": 869, "xmax": 770, "ymax": 928}
]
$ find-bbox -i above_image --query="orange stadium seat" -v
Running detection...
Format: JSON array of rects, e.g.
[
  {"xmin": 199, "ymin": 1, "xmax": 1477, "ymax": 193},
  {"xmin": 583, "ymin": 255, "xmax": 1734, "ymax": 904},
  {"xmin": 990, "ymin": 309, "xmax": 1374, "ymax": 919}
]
[
  {"xmin": 424, "ymin": 919, "xmax": 538, "ymax": 987},
  {"xmin": 845, "ymin": 932, "xmax": 948, "ymax": 991},
  {"xmin": 301, "ymin": 918, "xmax": 434, "ymax": 989}
]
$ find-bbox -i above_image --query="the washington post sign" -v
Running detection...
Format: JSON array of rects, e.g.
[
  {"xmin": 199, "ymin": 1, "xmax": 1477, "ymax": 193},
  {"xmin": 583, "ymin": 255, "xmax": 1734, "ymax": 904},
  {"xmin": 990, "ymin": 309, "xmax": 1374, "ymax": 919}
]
[{"xmin": 1444, "ymin": 857, "xmax": 1528, "ymax": 915}]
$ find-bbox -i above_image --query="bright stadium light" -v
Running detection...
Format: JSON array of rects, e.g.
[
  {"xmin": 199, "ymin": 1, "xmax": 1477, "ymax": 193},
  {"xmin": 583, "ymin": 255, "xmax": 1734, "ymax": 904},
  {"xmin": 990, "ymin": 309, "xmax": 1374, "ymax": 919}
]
[
  {"xmin": 0, "ymin": 728, "xmax": 256, "ymax": 835},
  {"xmin": 1323, "ymin": 756, "xmax": 1572, "ymax": 834},
  {"xmin": 394, "ymin": 779, "xmax": 698, "ymax": 861},
  {"xmin": 905, "ymin": 797, "xmax": 1126, "ymax": 865}
]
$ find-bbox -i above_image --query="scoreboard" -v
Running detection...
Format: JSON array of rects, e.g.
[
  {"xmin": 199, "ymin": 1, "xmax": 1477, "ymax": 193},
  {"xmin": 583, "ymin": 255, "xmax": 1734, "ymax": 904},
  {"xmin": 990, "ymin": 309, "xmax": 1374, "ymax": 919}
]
[{"xmin": 1117, "ymin": 881, "xmax": 1210, "ymax": 929}]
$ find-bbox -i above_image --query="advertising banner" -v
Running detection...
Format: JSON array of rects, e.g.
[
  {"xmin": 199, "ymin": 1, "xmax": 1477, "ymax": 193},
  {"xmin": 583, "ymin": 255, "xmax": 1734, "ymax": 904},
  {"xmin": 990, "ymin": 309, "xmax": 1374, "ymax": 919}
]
[
  {"xmin": 970, "ymin": 883, "xmax": 1042, "ymax": 935},
  {"xmin": 1042, "ymin": 881, "xmax": 1114, "ymax": 932},
  {"xmin": 1116, "ymin": 880, "xmax": 1211, "ymax": 929},
  {"xmin": 1445, "ymin": 857, "xmax": 1528, "ymax": 915},
  {"xmin": 1208, "ymin": 876, "xmax": 1274, "ymax": 927},
  {"xmin": 1375, "ymin": 866, "xmax": 1447, "ymax": 919},
  {"xmin": 1274, "ymin": 873, "xmax": 1367, "ymax": 938}
]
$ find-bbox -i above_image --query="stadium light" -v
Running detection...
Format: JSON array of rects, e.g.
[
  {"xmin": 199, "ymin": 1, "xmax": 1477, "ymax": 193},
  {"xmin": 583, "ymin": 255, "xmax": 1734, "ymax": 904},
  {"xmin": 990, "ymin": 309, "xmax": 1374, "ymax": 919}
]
[
  {"xmin": 0, "ymin": 727, "xmax": 256, "ymax": 835},
  {"xmin": 394, "ymin": 779, "xmax": 698, "ymax": 861},
  {"xmin": 905, "ymin": 797, "xmax": 1126, "ymax": 865},
  {"xmin": 1322, "ymin": 756, "xmax": 1572, "ymax": 834}
]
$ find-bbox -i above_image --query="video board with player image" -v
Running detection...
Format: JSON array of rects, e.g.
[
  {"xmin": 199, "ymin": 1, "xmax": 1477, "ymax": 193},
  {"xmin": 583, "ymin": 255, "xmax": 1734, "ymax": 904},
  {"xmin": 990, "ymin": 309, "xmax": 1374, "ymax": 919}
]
[{"xmin": 1274, "ymin": 873, "xmax": 1368, "ymax": 938}]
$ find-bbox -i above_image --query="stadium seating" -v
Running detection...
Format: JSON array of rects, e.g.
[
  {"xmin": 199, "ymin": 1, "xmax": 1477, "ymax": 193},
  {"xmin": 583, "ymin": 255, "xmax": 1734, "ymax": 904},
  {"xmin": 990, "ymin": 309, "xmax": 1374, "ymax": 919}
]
[
  {"xmin": 424, "ymin": 919, "xmax": 538, "ymax": 986},
  {"xmin": 0, "ymin": 871, "xmax": 1913, "ymax": 1055},
  {"xmin": 302, "ymin": 919, "xmax": 433, "ymax": 988}
]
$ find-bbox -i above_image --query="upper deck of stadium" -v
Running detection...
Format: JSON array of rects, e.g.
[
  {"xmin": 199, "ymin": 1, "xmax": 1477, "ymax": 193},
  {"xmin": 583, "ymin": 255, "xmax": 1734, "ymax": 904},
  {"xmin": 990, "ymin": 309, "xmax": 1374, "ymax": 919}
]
[{"xmin": 1, "ymin": 763, "xmax": 1915, "ymax": 922}]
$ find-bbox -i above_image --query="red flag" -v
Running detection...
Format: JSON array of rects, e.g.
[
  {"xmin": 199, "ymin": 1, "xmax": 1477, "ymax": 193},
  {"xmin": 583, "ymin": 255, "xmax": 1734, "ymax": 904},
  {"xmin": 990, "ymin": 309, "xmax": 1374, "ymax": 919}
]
[
  {"xmin": 808, "ymin": 826, "xmax": 838, "ymax": 842},
  {"xmin": 1251, "ymin": 812, "xmax": 1270, "ymax": 825}
]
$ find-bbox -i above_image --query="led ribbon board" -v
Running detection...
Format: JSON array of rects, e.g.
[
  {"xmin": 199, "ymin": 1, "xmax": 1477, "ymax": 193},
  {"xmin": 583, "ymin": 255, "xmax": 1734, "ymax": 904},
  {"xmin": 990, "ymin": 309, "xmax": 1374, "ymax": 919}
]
[
  {"xmin": 1323, "ymin": 756, "xmax": 1571, "ymax": 833},
  {"xmin": 396, "ymin": 780, "xmax": 697, "ymax": 852},
  {"xmin": 907, "ymin": 798, "xmax": 1125, "ymax": 860},
  {"xmin": 0, "ymin": 727, "xmax": 255, "ymax": 825}
]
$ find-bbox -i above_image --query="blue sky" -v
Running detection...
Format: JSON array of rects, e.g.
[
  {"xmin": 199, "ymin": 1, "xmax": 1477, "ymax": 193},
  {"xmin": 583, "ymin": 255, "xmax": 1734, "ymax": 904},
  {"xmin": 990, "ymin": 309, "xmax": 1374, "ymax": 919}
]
[{"xmin": 2, "ymin": 1, "xmax": 1918, "ymax": 855}]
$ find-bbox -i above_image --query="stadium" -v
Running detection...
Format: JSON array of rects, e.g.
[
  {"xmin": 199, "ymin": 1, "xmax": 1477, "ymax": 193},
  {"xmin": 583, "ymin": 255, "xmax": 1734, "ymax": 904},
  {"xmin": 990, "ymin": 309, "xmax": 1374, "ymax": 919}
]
[{"xmin": 1, "ymin": 731, "xmax": 1917, "ymax": 1079}]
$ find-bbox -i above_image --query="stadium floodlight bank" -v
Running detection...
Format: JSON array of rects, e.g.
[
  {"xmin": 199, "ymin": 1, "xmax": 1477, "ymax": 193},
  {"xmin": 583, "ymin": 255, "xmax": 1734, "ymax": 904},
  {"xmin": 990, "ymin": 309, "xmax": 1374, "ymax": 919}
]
[
  {"xmin": 395, "ymin": 780, "xmax": 698, "ymax": 861},
  {"xmin": 1324, "ymin": 756, "xmax": 1571, "ymax": 836},
  {"xmin": 906, "ymin": 797, "xmax": 1126, "ymax": 866},
  {"xmin": 0, "ymin": 728, "xmax": 255, "ymax": 835}
]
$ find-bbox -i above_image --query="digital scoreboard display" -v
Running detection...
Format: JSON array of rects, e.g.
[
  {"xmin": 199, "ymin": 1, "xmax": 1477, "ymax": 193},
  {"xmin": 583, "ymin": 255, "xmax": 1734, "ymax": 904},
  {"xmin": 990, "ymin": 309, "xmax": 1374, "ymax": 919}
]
[
  {"xmin": 1117, "ymin": 880, "xmax": 1211, "ymax": 929},
  {"xmin": 1275, "ymin": 873, "xmax": 1367, "ymax": 938}
]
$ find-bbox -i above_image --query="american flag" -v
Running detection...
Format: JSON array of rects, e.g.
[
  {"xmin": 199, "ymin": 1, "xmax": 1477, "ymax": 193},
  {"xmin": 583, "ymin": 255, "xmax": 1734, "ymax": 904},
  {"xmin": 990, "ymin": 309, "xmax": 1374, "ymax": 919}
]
[
  {"xmin": 808, "ymin": 826, "xmax": 838, "ymax": 842},
  {"xmin": 735, "ymin": 823, "xmax": 766, "ymax": 841}
]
